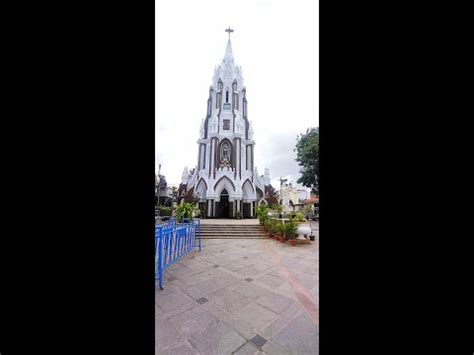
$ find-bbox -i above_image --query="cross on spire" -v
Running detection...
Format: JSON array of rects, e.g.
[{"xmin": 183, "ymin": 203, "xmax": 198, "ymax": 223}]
[{"xmin": 225, "ymin": 27, "xmax": 234, "ymax": 40}]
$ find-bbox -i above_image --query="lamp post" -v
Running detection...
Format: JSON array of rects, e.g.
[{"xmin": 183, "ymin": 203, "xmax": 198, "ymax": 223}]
[{"xmin": 157, "ymin": 164, "xmax": 161, "ymax": 207}]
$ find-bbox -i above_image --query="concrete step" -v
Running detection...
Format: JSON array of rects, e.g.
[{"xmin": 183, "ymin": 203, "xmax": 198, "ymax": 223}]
[
  {"xmin": 200, "ymin": 229, "xmax": 265, "ymax": 232},
  {"xmin": 201, "ymin": 236, "xmax": 266, "ymax": 240},
  {"xmin": 200, "ymin": 235, "xmax": 267, "ymax": 238},
  {"xmin": 200, "ymin": 226, "xmax": 264, "ymax": 229},
  {"xmin": 200, "ymin": 231, "xmax": 265, "ymax": 233},
  {"xmin": 197, "ymin": 225, "xmax": 267, "ymax": 239},
  {"xmin": 200, "ymin": 232, "xmax": 265, "ymax": 234},
  {"xmin": 199, "ymin": 230, "xmax": 266, "ymax": 233}
]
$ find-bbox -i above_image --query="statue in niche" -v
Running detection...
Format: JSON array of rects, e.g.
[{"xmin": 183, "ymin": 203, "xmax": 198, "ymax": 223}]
[{"xmin": 220, "ymin": 142, "xmax": 231, "ymax": 168}]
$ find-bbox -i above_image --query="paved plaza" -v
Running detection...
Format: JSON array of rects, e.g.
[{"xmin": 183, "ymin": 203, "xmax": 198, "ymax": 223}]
[{"xmin": 155, "ymin": 222, "xmax": 319, "ymax": 354}]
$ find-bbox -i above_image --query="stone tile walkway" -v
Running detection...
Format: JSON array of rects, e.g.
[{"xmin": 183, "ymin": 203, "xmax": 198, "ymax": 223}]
[{"xmin": 156, "ymin": 226, "xmax": 319, "ymax": 354}]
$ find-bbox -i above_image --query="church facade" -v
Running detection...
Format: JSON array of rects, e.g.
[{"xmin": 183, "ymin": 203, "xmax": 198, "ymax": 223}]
[{"xmin": 180, "ymin": 29, "xmax": 271, "ymax": 218}]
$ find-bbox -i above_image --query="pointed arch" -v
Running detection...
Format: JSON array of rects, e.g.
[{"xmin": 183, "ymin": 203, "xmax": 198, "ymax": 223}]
[
  {"xmin": 242, "ymin": 179, "xmax": 255, "ymax": 201},
  {"xmin": 214, "ymin": 176, "xmax": 235, "ymax": 195},
  {"xmin": 195, "ymin": 178, "xmax": 208, "ymax": 200}
]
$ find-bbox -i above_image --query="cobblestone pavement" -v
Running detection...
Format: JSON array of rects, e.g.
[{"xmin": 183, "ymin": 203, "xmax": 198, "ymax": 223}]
[{"xmin": 156, "ymin": 225, "xmax": 319, "ymax": 354}]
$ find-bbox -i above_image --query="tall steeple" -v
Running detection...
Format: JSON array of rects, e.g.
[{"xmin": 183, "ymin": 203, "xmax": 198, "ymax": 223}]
[
  {"xmin": 222, "ymin": 28, "xmax": 236, "ymax": 83},
  {"xmin": 223, "ymin": 38, "xmax": 234, "ymax": 65},
  {"xmin": 180, "ymin": 28, "xmax": 271, "ymax": 219},
  {"xmin": 213, "ymin": 27, "xmax": 243, "ymax": 88}
]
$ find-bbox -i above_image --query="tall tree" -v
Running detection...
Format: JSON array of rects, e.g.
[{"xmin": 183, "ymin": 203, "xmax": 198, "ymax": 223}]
[
  {"xmin": 294, "ymin": 127, "xmax": 319, "ymax": 194},
  {"xmin": 264, "ymin": 184, "xmax": 279, "ymax": 206}
]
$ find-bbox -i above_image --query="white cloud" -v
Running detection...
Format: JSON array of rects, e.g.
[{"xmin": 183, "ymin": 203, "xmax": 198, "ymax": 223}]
[{"xmin": 156, "ymin": 0, "xmax": 318, "ymax": 188}]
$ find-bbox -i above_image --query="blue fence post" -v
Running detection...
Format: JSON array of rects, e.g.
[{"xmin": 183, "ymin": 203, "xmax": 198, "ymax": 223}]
[
  {"xmin": 155, "ymin": 217, "xmax": 202, "ymax": 290},
  {"xmin": 157, "ymin": 226, "xmax": 163, "ymax": 290},
  {"xmin": 196, "ymin": 219, "xmax": 201, "ymax": 251}
]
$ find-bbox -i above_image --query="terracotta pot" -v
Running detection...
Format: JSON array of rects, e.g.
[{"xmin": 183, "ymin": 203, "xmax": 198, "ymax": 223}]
[
  {"xmin": 280, "ymin": 236, "xmax": 285, "ymax": 243},
  {"xmin": 290, "ymin": 240, "xmax": 297, "ymax": 246}
]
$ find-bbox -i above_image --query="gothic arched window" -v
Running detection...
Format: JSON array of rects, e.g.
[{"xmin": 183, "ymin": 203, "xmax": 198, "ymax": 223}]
[{"xmin": 226, "ymin": 91, "xmax": 229, "ymax": 103}]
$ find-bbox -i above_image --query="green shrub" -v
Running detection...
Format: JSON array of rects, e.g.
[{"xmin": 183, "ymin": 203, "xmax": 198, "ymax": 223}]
[
  {"xmin": 175, "ymin": 203, "xmax": 198, "ymax": 222},
  {"xmin": 269, "ymin": 220, "xmax": 278, "ymax": 234},
  {"xmin": 264, "ymin": 219, "xmax": 271, "ymax": 231},
  {"xmin": 158, "ymin": 206, "xmax": 172, "ymax": 217},
  {"xmin": 273, "ymin": 204, "xmax": 283, "ymax": 214},
  {"xmin": 294, "ymin": 212, "xmax": 304, "ymax": 222},
  {"xmin": 284, "ymin": 220, "xmax": 298, "ymax": 240},
  {"xmin": 303, "ymin": 205, "xmax": 313, "ymax": 215},
  {"xmin": 276, "ymin": 222, "xmax": 285, "ymax": 236},
  {"xmin": 256, "ymin": 205, "xmax": 269, "ymax": 225}
]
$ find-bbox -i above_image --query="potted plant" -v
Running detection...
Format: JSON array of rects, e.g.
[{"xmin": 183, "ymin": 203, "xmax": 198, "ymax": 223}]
[
  {"xmin": 285, "ymin": 220, "xmax": 298, "ymax": 246},
  {"xmin": 235, "ymin": 211, "xmax": 242, "ymax": 219},
  {"xmin": 294, "ymin": 212, "xmax": 305, "ymax": 223},
  {"xmin": 276, "ymin": 222, "xmax": 286, "ymax": 242},
  {"xmin": 256, "ymin": 205, "xmax": 268, "ymax": 226},
  {"xmin": 269, "ymin": 220, "xmax": 278, "ymax": 238},
  {"xmin": 264, "ymin": 220, "xmax": 272, "ymax": 236}
]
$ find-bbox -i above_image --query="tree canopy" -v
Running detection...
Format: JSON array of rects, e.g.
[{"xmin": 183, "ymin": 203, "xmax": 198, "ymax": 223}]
[
  {"xmin": 264, "ymin": 184, "xmax": 279, "ymax": 206},
  {"xmin": 294, "ymin": 127, "xmax": 319, "ymax": 194}
]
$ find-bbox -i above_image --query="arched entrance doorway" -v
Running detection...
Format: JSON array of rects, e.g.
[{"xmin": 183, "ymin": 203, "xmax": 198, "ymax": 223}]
[{"xmin": 218, "ymin": 188, "xmax": 230, "ymax": 218}]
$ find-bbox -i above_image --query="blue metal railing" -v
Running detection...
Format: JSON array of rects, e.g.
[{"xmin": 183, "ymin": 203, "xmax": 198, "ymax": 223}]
[{"xmin": 155, "ymin": 218, "xmax": 201, "ymax": 289}]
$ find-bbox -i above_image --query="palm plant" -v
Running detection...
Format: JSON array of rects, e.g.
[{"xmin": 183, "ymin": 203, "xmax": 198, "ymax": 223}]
[
  {"xmin": 276, "ymin": 222, "xmax": 285, "ymax": 239},
  {"xmin": 284, "ymin": 220, "xmax": 298, "ymax": 240},
  {"xmin": 175, "ymin": 203, "xmax": 198, "ymax": 222},
  {"xmin": 292, "ymin": 212, "xmax": 304, "ymax": 222},
  {"xmin": 269, "ymin": 220, "xmax": 278, "ymax": 237}
]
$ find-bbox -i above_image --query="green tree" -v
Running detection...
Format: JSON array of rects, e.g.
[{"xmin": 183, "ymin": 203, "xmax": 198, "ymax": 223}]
[{"xmin": 294, "ymin": 127, "xmax": 319, "ymax": 194}]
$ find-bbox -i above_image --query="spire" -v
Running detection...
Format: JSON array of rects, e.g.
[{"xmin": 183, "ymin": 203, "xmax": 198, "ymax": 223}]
[
  {"xmin": 223, "ymin": 27, "xmax": 235, "ymax": 64},
  {"xmin": 213, "ymin": 27, "xmax": 242, "ymax": 89},
  {"xmin": 223, "ymin": 38, "xmax": 234, "ymax": 65}
]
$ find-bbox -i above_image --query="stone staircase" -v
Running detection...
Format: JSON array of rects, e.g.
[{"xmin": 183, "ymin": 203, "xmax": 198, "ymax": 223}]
[{"xmin": 198, "ymin": 223, "xmax": 267, "ymax": 239}]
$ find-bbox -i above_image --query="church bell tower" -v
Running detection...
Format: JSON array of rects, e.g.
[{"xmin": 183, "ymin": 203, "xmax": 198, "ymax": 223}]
[{"xmin": 181, "ymin": 28, "xmax": 269, "ymax": 219}]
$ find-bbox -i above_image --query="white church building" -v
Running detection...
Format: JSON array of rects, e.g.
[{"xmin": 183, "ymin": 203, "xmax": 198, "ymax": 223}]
[{"xmin": 180, "ymin": 28, "xmax": 271, "ymax": 218}]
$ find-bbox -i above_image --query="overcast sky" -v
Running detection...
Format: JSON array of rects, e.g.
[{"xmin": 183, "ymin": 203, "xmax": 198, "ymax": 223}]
[{"xmin": 156, "ymin": 0, "xmax": 318, "ymax": 189}]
